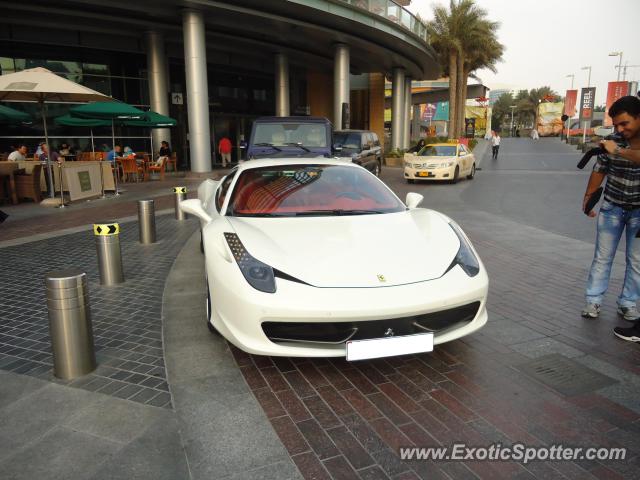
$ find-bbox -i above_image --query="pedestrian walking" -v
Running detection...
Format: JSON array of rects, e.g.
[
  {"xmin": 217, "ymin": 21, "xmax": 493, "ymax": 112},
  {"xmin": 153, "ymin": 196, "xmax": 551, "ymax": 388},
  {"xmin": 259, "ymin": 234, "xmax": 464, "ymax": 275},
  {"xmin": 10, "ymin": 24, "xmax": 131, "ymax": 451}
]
[
  {"xmin": 491, "ymin": 130, "xmax": 500, "ymax": 159},
  {"xmin": 581, "ymin": 96, "xmax": 640, "ymax": 343},
  {"xmin": 218, "ymin": 136, "xmax": 232, "ymax": 168}
]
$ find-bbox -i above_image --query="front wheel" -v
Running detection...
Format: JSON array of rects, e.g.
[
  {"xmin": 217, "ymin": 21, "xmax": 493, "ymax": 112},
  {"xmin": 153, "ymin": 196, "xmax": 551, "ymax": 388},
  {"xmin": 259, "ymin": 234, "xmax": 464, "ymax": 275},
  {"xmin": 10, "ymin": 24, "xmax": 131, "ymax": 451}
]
[
  {"xmin": 451, "ymin": 166, "xmax": 460, "ymax": 184},
  {"xmin": 374, "ymin": 161, "xmax": 381, "ymax": 177},
  {"xmin": 467, "ymin": 163, "xmax": 476, "ymax": 180}
]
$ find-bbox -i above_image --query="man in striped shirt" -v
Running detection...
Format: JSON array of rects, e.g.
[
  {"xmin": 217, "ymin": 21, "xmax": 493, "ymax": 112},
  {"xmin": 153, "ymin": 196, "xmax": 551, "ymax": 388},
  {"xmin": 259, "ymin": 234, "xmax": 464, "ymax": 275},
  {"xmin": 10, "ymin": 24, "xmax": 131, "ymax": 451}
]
[{"xmin": 582, "ymin": 96, "xmax": 640, "ymax": 343}]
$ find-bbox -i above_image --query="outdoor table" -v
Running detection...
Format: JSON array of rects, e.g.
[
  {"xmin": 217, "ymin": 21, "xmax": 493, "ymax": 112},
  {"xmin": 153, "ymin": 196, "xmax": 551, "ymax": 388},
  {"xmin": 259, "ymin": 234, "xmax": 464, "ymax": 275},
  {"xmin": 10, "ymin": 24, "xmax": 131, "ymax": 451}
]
[{"xmin": 0, "ymin": 162, "xmax": 19, "ymax": 204}]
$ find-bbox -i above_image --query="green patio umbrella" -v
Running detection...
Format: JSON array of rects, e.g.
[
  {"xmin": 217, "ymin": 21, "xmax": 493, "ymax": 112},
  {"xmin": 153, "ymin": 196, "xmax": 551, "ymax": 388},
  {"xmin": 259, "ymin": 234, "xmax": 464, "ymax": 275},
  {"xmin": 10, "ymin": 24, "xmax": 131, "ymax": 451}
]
[
  {"xmin": 0, "ymin": 104, "xmax": 32, "ymax": 124},
  {"xmin": 70, "ymin": 101, "xmax": 145, "ymax": 195},
  {"xmin": 124, "ymin": 111, "xmax": 176, "ymax": 162},
  {"xmin": 125, "ymin": 111, "xmax": 176, "ymax": 127}
]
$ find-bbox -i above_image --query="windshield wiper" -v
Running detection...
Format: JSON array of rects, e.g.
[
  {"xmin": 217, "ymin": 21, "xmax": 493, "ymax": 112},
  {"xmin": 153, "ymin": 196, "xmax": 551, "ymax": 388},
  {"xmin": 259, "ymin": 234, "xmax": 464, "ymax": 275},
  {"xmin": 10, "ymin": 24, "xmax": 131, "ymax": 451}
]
[
  {"xmin": 253, "ymin": 142, "xmax": 282, "ymax": 151},
  {"xmin": 294, "ymin": 209, "xmax": 384, "ymax": 216},
  {"xmin": 284, "ymin": 143, "xmax": 311, "ymax": 152}
]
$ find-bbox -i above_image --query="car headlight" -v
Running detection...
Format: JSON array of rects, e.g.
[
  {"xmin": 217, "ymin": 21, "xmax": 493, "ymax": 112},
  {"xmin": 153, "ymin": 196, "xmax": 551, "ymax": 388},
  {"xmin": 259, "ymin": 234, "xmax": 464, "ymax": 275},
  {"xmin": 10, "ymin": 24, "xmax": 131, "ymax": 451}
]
[
  {"xmin": 446, "ymin": 222, "xmax": 480, "ymax": 277},
  {"xmin": 440, "ymin": 162, "xmax": 455, "ymax": 168},
  {"xmin": 224, "ymin": 232, "xmax": 276, "ymax": 293},
  {"xmin": 404, "ymin": 161, "xmax": 412, "ymax": 167}
]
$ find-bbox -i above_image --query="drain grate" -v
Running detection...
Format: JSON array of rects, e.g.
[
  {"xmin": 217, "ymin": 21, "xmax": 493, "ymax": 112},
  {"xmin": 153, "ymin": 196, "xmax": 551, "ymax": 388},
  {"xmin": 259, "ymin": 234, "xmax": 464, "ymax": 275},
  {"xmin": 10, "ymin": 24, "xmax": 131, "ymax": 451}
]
[{"xmin": 515, "ymin": 354, "xmax": 618, "ymax": 396}]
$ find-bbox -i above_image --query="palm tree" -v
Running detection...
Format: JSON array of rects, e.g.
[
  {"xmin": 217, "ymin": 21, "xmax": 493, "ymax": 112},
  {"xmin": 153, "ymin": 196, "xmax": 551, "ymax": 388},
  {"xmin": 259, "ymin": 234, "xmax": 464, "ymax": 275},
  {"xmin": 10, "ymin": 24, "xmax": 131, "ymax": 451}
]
[
  {"xmin": 428, "ymin": 1, "xmax": 504, "ymax": 138},
  {"xmin": 516, "ymin": 87, "xmax": 559, "ymax": 128},
  {"xmin": 428, "ymin": 2, "xmax": 461, "ymax": 138},
  {"xmin": 456, "ymin": 19, "xmax": 503, "ymax": 137}
]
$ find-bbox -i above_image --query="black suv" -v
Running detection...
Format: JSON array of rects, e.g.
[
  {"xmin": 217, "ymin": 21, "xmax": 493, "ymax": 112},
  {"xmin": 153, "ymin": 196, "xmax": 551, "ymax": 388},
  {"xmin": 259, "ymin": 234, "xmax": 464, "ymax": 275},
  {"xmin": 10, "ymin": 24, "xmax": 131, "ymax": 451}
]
[{"xmin": 333, "ymin": 130, "xmax": 382, "ymax": 176}]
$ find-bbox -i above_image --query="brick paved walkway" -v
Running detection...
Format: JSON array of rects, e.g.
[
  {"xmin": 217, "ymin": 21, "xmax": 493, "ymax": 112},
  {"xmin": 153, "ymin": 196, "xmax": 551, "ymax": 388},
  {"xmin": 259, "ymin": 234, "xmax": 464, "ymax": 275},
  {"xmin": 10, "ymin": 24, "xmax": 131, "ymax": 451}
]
[
  {"xmin": 0, "ymin": 214, "xmax": 199, "ymax": 408},
  {"xmin": 230, "ymin": 219, "xmax": 640, "ymax": 480},
  {"xmin": 0, "ymin": 178, "xmax": 204, "ymax": 242}
]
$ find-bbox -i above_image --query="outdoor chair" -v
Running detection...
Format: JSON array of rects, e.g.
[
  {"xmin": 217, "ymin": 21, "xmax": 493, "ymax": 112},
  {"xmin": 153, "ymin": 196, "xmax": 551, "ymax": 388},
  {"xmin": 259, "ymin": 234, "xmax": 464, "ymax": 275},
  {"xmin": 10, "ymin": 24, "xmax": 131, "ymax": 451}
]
[
  {"xmin": 146, "ymin": 156, "xmax": 166, "ymax": 181},
  {"xmin": 166, "ymin": 152, "xmax": 178, "ymax": 173},
  {"xmin": 121, "ymin": 157, "xmax": 143, "ymax": 182},
  {"xmin": 15, "ymin": 164, "xmax": 42, "ymax": 202}
]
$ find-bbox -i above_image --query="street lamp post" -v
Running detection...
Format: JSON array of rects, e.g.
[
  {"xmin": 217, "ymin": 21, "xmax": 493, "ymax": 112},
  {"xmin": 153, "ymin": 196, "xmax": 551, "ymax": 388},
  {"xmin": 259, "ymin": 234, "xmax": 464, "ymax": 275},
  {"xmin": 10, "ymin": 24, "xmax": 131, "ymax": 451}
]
[
  {"xmin": 581, "ymin": 66, "xmax": 592, "ymax": 144},
  {"xmin": 565, "ymin": 74, "xmax": 575, "ymax": 143},
  {"xmin": 609, "ymin": 51, "xmax": 623, "ymax": 82},
  {"xmin": 510, "ymin": 105, "xmax": 516, "ymax": 137}
]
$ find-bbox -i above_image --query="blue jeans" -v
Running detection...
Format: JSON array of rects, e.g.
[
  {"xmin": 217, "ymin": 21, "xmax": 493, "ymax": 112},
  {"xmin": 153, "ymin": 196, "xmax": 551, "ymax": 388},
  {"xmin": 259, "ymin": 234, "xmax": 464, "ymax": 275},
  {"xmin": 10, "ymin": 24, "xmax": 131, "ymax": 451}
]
[{"xmin": 585, "ymin": 200, "xmax": 640, "ymax": 307}]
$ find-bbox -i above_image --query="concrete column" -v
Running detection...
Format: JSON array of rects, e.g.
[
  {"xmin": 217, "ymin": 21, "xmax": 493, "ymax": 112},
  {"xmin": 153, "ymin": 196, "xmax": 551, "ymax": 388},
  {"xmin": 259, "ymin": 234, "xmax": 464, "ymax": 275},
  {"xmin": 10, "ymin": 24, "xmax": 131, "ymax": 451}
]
[
  {"xmin": 182, "ymin": 9, "xmax": 211, "ymax": 172},
  {"xmin": 403, "ymin": 77, "xmax": 412, "ymax": 149},
  {"xmin": 275, "ymin": 53, "xmax": 290, "ymax": 117},
  {"xmin": 391, "ymin": 67, "xmax": 405, "ymax": 151},
  {"xmin": 412, "ymin": 104, "xmax": 421, "ymax": 142},
  {"xmin": 333, "ymin": 44, "xmax": 350, "ymax": 129},
  {"xmin": 145, "ymin": 31, "xmax": 171, "ymax": 153},
  {"xmin": 368, "ymin": 73, "xmax": 385, "ymax": 152}
]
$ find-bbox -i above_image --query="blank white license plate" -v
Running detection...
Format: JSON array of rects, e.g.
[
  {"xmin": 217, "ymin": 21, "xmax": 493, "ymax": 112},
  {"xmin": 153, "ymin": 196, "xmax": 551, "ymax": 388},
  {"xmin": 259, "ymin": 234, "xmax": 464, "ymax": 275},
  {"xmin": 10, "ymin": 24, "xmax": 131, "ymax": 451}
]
[{"xmin": 346, "ymin": 332, "xmax": 434, "ymax": 361}]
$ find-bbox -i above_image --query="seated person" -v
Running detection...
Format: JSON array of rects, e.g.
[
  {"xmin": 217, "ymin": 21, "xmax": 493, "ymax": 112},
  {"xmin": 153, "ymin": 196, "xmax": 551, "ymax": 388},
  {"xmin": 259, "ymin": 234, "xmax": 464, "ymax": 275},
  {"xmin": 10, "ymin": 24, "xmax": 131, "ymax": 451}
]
[
  {"xmin": 59, "ymin": 143, "xmax": 71, "ymax": 156},
  {"xmin": 123, "ymin": 146, "xmax": 136, "ymax": 159},
  {"xmin": 39, "ymin": 143, "xmax": 62, "ymax": 164},
  {"xmin": 156, "ymin": 141, "xmax": 171, "ymax": 166},
  {"xmin": 8, "ymin": 144, "xmax": 28, "ymax": 161},
  {"xmin": 106, "ymin": 145, "xmax": 122, "ymax": 163}
]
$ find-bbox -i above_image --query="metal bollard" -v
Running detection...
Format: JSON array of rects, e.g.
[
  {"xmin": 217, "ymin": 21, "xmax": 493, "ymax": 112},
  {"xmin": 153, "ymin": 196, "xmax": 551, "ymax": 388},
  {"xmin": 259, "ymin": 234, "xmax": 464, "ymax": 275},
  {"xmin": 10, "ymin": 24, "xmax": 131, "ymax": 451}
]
[
  {"xmin": 173, "ymin": 186, "xmax": 187, "ymax": 220},
  {"xmin": 45, "ymin": 268, "xmax": 96, "ymax": 380},
  {"xmin": 137, "ymin": 200, "xmax": 156, "ymax": 244},
  {"xmin": 94, "ymin": 221, "xmax": 124, "ymax": 285}
]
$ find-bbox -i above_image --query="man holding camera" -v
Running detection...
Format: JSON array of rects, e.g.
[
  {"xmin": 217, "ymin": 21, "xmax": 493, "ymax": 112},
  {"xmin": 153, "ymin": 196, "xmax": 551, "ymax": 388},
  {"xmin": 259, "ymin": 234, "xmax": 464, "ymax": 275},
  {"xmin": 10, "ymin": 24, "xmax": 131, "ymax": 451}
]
[{"xmin": 582, "ymin": 96, "xmax": 640, "ymax": 343}]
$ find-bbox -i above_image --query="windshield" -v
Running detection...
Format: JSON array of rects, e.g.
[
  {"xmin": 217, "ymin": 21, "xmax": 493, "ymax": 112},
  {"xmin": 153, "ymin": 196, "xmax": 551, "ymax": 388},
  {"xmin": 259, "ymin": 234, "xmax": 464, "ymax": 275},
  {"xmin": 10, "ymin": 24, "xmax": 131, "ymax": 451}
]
[
  {"xmin": 418, "ymin": 145, "xmax": 457, "ymax": 157},
  {"xmin": 228, "ymin": 164, "xmax": 405, "ymax": 217},
  {"xmin": 333, "ymin": 132, "xmax": 361, "ymax": 150},
  {"xmin": 253, "ymin": 123, "xmax": 328, "ymax": 147}
]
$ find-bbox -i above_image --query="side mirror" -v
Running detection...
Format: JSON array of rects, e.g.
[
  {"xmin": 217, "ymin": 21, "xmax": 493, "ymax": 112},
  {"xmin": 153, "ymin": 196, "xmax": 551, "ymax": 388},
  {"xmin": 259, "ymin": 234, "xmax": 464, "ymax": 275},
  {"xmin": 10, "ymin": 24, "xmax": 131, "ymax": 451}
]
[
  {"xmin": 405, "ymin": 192, "xmax": 424, "ymax": 209},
  {"xmin": 180, "ymin": 199, "xmax": 212, "ymax": 223}
]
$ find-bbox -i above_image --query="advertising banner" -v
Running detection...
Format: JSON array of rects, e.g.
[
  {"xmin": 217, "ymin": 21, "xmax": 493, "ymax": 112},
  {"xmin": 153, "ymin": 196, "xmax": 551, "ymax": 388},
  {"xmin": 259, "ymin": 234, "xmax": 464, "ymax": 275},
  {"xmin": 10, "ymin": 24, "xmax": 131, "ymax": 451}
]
[
  {"xmin": 537, "ymin": 102, "xmax": 564, "ymax": 136},
  {"xmin": 464, "ymin": 106, "xmax": 490, "ymax": 137},
  {"xmin": 579, "ymin": 87, "xmax": 596, "ymax": 122},
  {"xmin": 421, "ymin": 103, "xmax": 437, "ymax": 122},
  {"xmin": 604, "ymin": 81, "xmax": 629, "ymax": 126},
  {"xmin": 564, "ymin": 90, "xmax": 578, "ymax": 117},
  {"xmin": 433, "ymin": 101, "xmax": 449, "ymax": 121}
]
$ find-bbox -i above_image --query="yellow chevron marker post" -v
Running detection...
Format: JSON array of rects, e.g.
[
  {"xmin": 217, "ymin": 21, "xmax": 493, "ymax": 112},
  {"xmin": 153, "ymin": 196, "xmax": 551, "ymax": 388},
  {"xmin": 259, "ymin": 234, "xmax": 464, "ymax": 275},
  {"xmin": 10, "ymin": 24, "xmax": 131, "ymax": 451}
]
[
  {"xmin": 93, "ymin": 222, "xmax": 120, "ymax": 236},
  {"xmin": 93, "ymin": 221, "xmax": 124, "ymax": 285},
  {"xmin": 174, "ymin": 186, "xmax": 187, "ymax": 220}
]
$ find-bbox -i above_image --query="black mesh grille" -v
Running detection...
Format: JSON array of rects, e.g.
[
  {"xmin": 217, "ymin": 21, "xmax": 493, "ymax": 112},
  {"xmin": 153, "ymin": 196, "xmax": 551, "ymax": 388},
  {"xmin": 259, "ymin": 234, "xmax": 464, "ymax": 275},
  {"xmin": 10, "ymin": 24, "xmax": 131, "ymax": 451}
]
[{"xmin": 262, "ymin": 302, "xmax": 480, "ymax": 345}]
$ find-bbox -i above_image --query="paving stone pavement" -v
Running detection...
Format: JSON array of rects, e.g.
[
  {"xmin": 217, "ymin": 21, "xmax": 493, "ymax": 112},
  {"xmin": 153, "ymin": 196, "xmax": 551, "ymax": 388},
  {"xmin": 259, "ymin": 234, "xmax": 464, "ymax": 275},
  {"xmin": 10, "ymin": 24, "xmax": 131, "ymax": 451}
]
[
  {"xmin": 1, "ymin": 159, "xmax": 639, "ymax": 479},
  {"xmin": 0, "ymin": 213, "xmax": 198, "ymax": 408},
  {"xmin": 226, "ymin": 210, "xmax": 640, "ymax": 480}
]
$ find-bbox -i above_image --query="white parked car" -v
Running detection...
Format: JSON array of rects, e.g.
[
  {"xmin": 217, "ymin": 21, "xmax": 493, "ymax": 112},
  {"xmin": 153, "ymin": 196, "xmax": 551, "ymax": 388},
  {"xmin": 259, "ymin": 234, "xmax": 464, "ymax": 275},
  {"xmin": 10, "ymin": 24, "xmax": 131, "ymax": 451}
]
[
  {"xmin": 404, "ymin": 142, "xmax": 476, "ymax": 184},
  {"xmin": 181, "ymin": 158, "xmax": 489, "ymax": 360}
]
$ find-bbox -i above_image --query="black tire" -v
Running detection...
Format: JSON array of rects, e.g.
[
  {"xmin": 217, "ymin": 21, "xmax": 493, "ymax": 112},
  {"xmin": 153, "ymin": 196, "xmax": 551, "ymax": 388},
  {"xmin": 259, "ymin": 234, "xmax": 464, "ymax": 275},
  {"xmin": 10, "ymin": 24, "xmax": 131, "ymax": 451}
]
[
  {"xmin": 451, "ymin": 166, "xmax": 460, "ymax": 184},
  {"xmin": 466, "ymin": 163, "xmax": 476, "ymax": 180},
  {"xmin": 407, "ymin": 179, "xmax": 415, "ymax": 184},
  {"xmin": 205, "ymin": 278, "xmax": 220, "ymax": 335},
  {"xmin": 374, "ymin": 161, "xmax": 381, "ymax": 177}
]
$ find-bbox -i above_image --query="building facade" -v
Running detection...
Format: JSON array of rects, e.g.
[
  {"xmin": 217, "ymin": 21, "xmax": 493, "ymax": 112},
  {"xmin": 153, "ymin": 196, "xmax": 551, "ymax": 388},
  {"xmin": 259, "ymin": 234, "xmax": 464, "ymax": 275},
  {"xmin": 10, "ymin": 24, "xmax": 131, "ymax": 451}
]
[{"xmin": 1, "ymin": 0, "xmax": 438, "ymax": 171}]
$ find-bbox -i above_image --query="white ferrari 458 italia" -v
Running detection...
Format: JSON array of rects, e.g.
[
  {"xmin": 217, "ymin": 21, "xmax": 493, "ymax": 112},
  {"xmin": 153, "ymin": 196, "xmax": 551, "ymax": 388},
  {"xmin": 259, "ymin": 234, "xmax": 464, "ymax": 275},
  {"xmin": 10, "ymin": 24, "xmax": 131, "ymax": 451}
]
[{"xmin": 180, "ymin": 158, "xmax": 488, "ymax": 360}]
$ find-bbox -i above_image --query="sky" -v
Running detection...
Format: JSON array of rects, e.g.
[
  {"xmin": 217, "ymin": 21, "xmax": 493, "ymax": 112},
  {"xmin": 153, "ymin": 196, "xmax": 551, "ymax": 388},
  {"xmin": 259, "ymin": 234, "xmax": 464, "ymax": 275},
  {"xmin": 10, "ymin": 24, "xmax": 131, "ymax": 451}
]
[{"xmin": 406, "ymin": 0, "xmax": 640, "ymax": 105}]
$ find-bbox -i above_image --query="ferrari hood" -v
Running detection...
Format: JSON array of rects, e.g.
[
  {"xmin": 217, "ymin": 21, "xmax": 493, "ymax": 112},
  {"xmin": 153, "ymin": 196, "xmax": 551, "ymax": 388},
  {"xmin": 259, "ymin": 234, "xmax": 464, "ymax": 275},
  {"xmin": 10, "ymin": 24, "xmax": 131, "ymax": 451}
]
[{"xmin": 227, "ymin": 210, "xmax": 460, "ymax": 288}]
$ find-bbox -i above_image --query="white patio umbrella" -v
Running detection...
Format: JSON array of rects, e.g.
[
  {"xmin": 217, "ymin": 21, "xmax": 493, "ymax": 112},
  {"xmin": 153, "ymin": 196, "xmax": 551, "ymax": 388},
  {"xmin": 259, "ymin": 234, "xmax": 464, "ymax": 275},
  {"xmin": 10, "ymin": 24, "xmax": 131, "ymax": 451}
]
[{"xmin": 0, "ymin": 67, "xmax": 114, "ymax": 199}]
